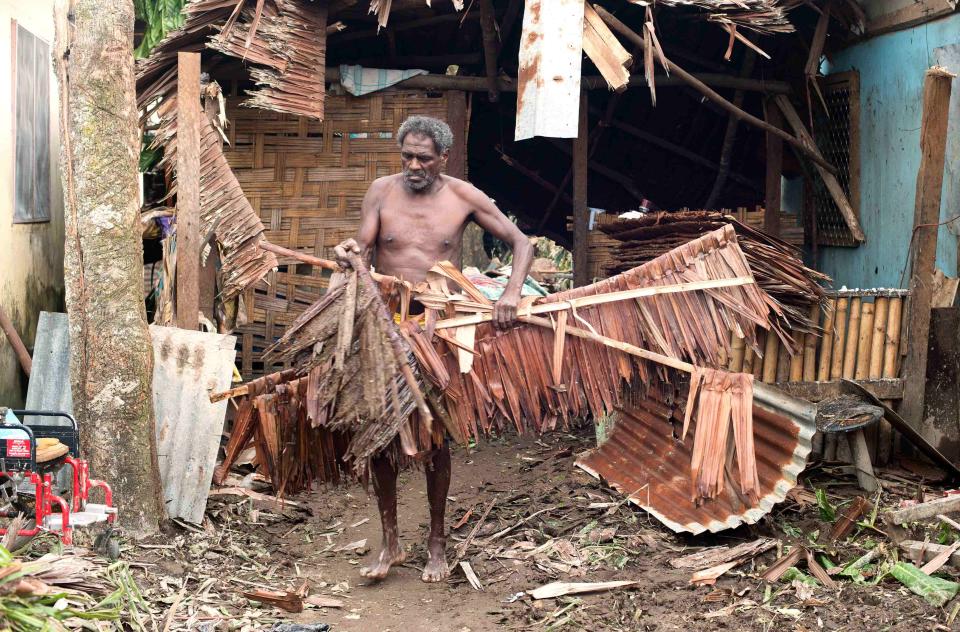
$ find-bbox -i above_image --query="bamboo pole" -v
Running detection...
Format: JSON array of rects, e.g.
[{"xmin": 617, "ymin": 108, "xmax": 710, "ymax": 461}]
[
  {"xmin": 883, "ymin": 296, "xmax": 903, "ymax": 377},
  {"xmin": 728, "ymin": 333, "xmax": 746, "ymax": 372},
  {"xmin": 879, "ymin": 295, "xmax": 904, "ymax": 465},
  {"xmin": 854, "ymin": 301, "xmax": 875, "ymax": 380},
  {"xmin": 752, "ymin": 333, "xmax": 765, "ymax": 380},
  {"xmin": 789, "ymin": 333, "xmax": 804, "ymax": 382},
  {"xmin": 817, "ymin": 299, "xmax": 836, "ymax": 381},
  {"xmin": 743, "ymin": 347, "xmax": 755, "ymax": 374},
  {"xmin": 776, "ymin": 339, "xmax": 792, "ymax": 382},
  {"xmin": 830, "ymin": 298, "xmax": 849, "ymax": 379},
  {"xmin": 803, "ymin": 303, "xmax": 820, "ymax": 382},
  {"xmin": 869, "ymin": 297, "xmax": 889, "ymax": 379},
  {"xmin": 762, "ymin": 332, "xmax": 779, "ymax": 383},
  {"xmin": 841, "ymin": 297, "xmax": 861, "ymax": 379}
]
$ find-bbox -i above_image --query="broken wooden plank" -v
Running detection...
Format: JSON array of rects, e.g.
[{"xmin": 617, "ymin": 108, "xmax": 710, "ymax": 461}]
[
  {"xmin": 671, "ymin": 537, "xmax": 776, "ymax": 570},
  {"xmin": 582, "ymin": 2, "xmax": 631, "ymax": 92},
  {"xmin": 774, "ymin": 94, "xmax": 865, "ymax": 243},
  {"xmin": 902, "ymin": 539, "xmax": 960, "ymax": 570},
  {"xmin": 828, "ymin": 495, "xmax": 869, "ymax": 542},
  {"xmin": 514, "ymin": 0, "xmax": 585, "ymax": 140},
  {"xmin": 889, "ymin": 495, "xmax": 960, "ymax": 525},
  {"xmin": 528, "ymin": 580, "xmax": 639, "ymax": 599},
  {"xmin": 242, "ymin": 589, "xmax": 303, "ymax": 613}
]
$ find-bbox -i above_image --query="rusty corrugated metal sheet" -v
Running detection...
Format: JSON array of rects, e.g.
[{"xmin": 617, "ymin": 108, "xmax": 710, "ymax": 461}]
[{"xmin": 577, "ymin": 381, "xmax": 815, "ymax": 534}]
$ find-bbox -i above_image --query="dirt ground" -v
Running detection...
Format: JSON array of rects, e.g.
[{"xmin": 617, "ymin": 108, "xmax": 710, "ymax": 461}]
[{"xmin": 125, "ymin": 427, "xmax": 959, "ymax": 631}]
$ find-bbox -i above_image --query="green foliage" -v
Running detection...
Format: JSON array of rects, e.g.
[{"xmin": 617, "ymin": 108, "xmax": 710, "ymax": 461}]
[
  {"xmin": 815, "ymin": 488, "xmax": 836, "ymax": 522},
  {"xmin": 134, "ymin": 0, "xmax": 187, "ymax": 58},
  {"xmin": 890, "ymin": 561, "xmax": 960, "ymax": 607}
]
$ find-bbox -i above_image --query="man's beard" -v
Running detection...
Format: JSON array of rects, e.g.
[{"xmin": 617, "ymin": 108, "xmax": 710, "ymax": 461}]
[{"xmin": 403, "ymin": 169, "xmax": 435, "ymax": 191}]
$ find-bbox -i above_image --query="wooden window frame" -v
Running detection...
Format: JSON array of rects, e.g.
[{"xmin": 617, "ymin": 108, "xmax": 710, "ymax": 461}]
[{"xmin": 12, "ymin": 20, "xmax": 52, "ymax": 225}]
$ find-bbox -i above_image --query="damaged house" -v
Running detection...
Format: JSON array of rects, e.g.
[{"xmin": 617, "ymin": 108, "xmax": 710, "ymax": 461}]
[{"xmin": 132, "ymin": 0, "xmax": 959, "ymax": 535}]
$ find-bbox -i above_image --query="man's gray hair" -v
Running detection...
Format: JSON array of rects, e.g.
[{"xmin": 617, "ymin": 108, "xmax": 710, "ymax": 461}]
[{"xmin": 397, "ymin": 116, "xmax": 454, "ymax": 154}]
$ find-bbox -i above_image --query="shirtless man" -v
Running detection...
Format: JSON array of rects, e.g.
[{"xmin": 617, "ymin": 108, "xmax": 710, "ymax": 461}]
[{"xmin": 336, "ymin": 115, "xmax": 534, "ymax": 582}]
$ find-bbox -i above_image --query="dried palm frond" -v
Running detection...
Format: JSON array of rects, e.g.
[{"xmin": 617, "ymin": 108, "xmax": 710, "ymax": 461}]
[
  {"xmin": 262, "ymin": 253, "xmax": 436, "ymax": 478},
  {"xmin": 150, "ymin": 86, "xmax": 277, "ymax": 305},
  {"xmin": 598, "ymin": 211, "xmax": 831, "ymax": 345}
]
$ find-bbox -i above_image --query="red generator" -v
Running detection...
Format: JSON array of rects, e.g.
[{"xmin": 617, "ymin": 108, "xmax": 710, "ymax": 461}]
[{"xmin": 0, "ymin": 408, "xmax": 115, "ymax": 545}]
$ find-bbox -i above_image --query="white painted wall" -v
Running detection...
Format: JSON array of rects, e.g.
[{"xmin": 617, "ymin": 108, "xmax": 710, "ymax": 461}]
[{"xmin": 0, "ymin": 0, "xmax": 65, "ymax": 406}]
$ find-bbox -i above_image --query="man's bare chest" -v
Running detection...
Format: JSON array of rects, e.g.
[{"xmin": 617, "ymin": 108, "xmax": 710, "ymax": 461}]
[{"xmin": 377, "ymin": 198, "xmax": 471, "ymax": 252}]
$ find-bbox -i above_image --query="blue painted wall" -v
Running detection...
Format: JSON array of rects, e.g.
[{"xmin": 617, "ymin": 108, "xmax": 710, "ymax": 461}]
[{"xmin": 818, "ymin": 13, "xmax": 960, "ymax": 289}]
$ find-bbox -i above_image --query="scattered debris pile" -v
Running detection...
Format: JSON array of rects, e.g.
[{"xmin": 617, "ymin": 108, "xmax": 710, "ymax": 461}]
[{"xmin": 598, "ymin": 211, "xmax": 831, "ymax": 343}]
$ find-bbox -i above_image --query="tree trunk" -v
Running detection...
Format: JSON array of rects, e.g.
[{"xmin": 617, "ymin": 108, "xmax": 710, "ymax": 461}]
[{"xmin": 54, "ymin": 0, "xmax": 165, "ymax": 535}]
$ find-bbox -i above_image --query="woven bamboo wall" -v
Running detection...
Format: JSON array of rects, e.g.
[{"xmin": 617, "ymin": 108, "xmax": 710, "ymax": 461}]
[{"xmin": 223, "ymin": 90, "xmax": 459, "ymax": 378}]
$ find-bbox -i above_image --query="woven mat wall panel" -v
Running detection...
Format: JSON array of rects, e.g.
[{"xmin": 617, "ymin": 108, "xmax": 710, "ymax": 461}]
[{"xmin": 223, "ymin": 91, "xmax": 455, "ymax": 378}]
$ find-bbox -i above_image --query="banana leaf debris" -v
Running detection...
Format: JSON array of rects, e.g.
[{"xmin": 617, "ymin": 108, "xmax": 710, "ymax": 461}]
[{"xmin": 211, "ymin": 226, "xmax": 830, "ymax": 532}]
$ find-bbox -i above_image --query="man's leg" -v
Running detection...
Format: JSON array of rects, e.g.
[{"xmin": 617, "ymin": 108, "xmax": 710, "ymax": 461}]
[
  {"xmin": 422, "ymin": 442, "xmax": 451, "ymax": 582},
  {"xmin": 360, "ymin": 454, "xmax": 406, "ymax": 580}
]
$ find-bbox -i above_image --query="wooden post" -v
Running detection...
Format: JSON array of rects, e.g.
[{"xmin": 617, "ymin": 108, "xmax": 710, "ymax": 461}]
[
  {"xmin": 573, "ymin": 91, "xmax": 590, "ymax": 287},
  {"xmin": 764, "ymin": 99, "xmax": 783, "ymax": 237},
  {"xmin": 176, "ymin": 52, "xmax": 202, "ymax": 330},
  {"xmin": 898, "ymin": 67, "xmax": 955, "ymax": 443},
  {"xmin": 479, "ymin": 0, "xmax": 500, "ymax": 102}
]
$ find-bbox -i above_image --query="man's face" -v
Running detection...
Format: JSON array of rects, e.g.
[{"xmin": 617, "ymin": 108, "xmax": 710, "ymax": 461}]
[{"xmin": 400, "ymin": 133, "xmax": 447, "ymax": 192}]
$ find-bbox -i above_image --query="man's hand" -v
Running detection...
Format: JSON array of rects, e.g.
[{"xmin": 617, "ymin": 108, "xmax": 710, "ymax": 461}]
[
  {"xmin": 335, "ymin": 238, "xmax": 362, "ymax": 269},
  {"xmin": 492, "ymin": 292, "xmax": 520, "ymax": 330}
]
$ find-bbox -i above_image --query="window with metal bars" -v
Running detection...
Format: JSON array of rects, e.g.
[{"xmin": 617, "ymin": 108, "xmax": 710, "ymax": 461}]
[{"xmin": 809, "ymin": 70, "xmax": 860, "ymax": 247}]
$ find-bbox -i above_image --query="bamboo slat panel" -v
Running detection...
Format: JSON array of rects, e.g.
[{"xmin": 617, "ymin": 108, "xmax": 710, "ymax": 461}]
[{"xmin": 223, "ymin": 91, "xmax": 459, "ymax": 378}]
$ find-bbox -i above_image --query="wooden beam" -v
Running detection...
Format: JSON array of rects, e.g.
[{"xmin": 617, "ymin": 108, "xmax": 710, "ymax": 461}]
[
  {"xmin": 573, "ymin": 91, "xmax": 589, "ymax": 287},
  {"xmin": 774, "ymin": 95, "xmax": 866, "ymax": 243},
  {"xmin": 331, "ymin": 12, "xmax": 481, "ymax": 42},
  {"xmin": 703, "ymin": 49, "xmax": 756, "ymax": 208},
  {"xmin": 775, "ymin": 378, "xmax": 904, "ymax": 402},
  {"xmin": 547, "ymin": 138, "xmax": 644, "ymax": 201},
  {"xmin": 588, "ymin": 105, "xmax": 759, "ymax": 191},
  {"xmin": 176, "ymin": 52, "xmax": 202, "ymax": 331},
  {"xmin": 351, "ymin": 53, "xmax": 482, "ymax": 68},
  {"xmin": 898, "ymin": 67, "xmax": 955, "ymax": 443},
  {"xmin": 592, "ymin": 6, "xmax": 836, "ymax": 175},
  {"xmin": 479, "ymin": 0, "xmax": 500, "ymax": 102},
  {"xmin": 322, "ymin": 66, "xmax": 791, "ymax": 94},
  {"xmin": 764, "ymin": 98, "xmax": 783, "ymax": 237},
  {"xmin": 498, "ymin": 151, "xmax": 573, "ymax": 204},
  {"xmin": 867, "ymin": 0, "xmax": 957, "ymax": 37}
]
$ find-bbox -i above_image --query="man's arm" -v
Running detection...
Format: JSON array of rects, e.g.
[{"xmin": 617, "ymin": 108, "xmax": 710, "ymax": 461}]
[
  {"xmin": 337, "ymin": 178, "xmax": 384, "ymax": 268},
  {"xmin": 464, "ymin": 183, "xmax": 535, "ymax": 329}
]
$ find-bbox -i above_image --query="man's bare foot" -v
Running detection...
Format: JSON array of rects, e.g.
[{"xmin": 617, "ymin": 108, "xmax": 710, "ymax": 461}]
[
  {"xmin": 421, "ymin": 539, "xmax": 449, "ymax": 582},
  {"xmin": 360, "ymin": 545, "xmax": 407, "ymax": 581}
]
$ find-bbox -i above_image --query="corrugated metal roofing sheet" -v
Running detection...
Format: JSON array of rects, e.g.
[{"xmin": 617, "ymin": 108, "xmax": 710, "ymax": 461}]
[{"xmin": 577, "ymin": 381, "xmax": 815, "ymax": 534}]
